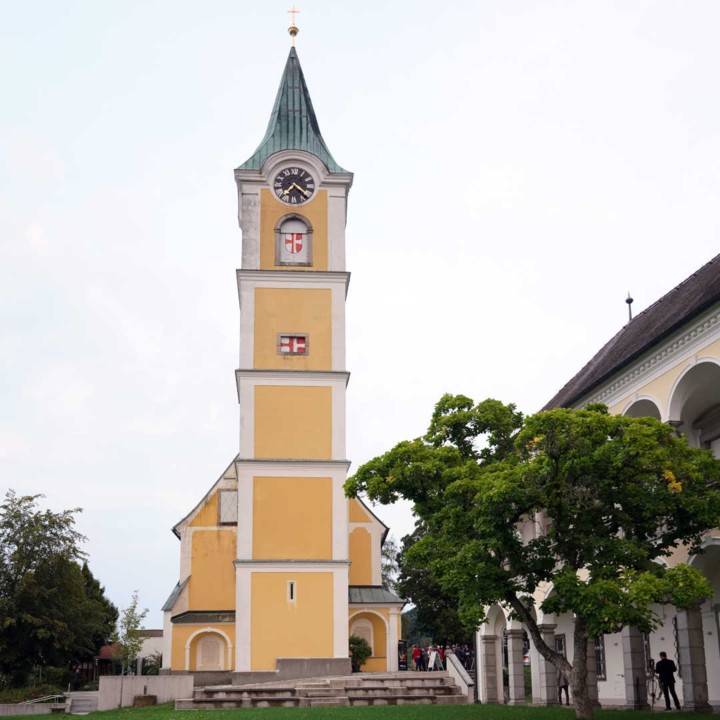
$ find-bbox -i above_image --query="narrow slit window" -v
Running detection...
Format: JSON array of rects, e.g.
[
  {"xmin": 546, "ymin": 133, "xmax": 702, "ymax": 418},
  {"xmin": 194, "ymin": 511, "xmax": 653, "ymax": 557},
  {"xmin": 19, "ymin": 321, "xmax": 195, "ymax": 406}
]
[{"xmin": 288, "ymin": 581, "xmax": 296, "ymax": 602}]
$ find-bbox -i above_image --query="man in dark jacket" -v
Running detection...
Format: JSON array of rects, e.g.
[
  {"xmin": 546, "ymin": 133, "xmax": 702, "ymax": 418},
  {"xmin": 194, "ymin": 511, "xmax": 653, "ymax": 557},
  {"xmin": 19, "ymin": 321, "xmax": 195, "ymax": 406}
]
[{"xmin": 655, "ymin": 651, "xmax": 681, "ymax": 711}]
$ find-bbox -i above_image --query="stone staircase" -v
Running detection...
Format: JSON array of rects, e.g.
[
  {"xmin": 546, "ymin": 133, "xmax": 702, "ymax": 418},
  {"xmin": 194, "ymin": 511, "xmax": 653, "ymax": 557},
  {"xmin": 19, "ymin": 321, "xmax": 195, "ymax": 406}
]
[
  {"xmin": 176, "ymin": 671, "xmax": 466, "ymax": 709},
  {"xmin": 65, "ymin": 691, "xmax": 99, "ymax": 714}
]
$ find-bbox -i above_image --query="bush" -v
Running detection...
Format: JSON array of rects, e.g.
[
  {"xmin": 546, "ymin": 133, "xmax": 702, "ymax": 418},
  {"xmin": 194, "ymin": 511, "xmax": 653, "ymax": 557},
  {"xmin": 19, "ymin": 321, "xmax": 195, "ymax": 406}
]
[
  {"xmin": 0, "ymin": 684, "xmax": 64, "ymax": 703},
  {"xmin": 349, "ymin": 635, "xmax": 372, "ymax": 672}
]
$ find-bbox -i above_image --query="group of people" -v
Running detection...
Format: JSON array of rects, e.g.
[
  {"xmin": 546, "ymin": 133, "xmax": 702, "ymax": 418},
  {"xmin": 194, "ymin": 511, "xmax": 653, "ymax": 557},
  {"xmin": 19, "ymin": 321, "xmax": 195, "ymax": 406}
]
[
  {"xmin": 555, "ymin": 650, "xmax": 682, "ymax": 711},
  {"xmin": 410, "ymin": 643, "xmax": 475, "ymax": 672}
]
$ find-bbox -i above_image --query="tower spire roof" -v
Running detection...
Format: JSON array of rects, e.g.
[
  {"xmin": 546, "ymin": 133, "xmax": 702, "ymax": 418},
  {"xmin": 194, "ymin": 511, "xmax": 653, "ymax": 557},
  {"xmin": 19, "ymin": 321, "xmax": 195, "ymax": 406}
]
[{"xmin": 236, "ymin": 47, "xmax": 347, "ymax": 173}]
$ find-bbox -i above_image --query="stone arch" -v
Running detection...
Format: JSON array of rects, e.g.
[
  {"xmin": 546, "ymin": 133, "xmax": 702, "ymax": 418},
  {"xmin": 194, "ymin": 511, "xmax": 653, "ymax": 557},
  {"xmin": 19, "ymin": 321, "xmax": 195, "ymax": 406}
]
[
  {"xmin": 348, "ymin": 610, "xmax": 388, "ymax": 671},
  {"xmin": 184, "ymin": 627, "xmax": 233, "ymax": 671},
  {"xmin": 668, "ymin": 360, "xmax": 720, "ymax": 450},
  {"xmin": 622, "ymin": 397, "xmax": 661, "ymax": 420},
  {"xmin": 688, "ymin": 536, "xmax": 720, "ymax": 593},
  {"xmin": 476, "ymin": 605, "xmax": 507, "ymax": 704}
]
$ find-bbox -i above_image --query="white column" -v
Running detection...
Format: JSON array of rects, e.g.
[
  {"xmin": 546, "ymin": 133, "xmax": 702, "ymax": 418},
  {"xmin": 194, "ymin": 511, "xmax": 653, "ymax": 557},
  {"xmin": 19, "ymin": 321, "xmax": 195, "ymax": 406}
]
[
  {"xmin": 478, "ymin": 633, "xmax": 500, "ymax": 703},
  {"xmin": 333, "ymin": 566, "xmax": 349, "ymax": 657},
  {"xmin": 676, "ymin": 606, "xmax": 712, "ymax": 712},
  {"xmin": 161, "ymin": 611, "xmax": 173, "ymax": 670},
  {"xmin": 235, "ymin": 565, "xmax": 252, "ymax": 671},
  {"xmin": 387, "ymin": 608, "xmax": 400, "ymax": 671},
  {"xmin": 506, "ymin": 628, "xmax": 526, "ymax": 705}
]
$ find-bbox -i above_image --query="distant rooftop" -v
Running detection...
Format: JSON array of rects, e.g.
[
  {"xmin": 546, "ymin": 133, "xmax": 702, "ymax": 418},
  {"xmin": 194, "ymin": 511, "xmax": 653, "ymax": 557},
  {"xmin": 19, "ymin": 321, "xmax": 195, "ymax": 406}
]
[
  {"xmin": 237, "ymin": 47, "xmax": 348, "ymax": 174},
  {"xmin": 544, "ymin": 253, "xmax": 720, "ymax": 409}
]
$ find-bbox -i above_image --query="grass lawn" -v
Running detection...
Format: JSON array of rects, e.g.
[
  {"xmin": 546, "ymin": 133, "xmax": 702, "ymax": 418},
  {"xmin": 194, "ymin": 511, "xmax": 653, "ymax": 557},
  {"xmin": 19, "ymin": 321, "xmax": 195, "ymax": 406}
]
[{"xmin": 5, "ymin": 702, "xmax": 708, "ymax": 720}]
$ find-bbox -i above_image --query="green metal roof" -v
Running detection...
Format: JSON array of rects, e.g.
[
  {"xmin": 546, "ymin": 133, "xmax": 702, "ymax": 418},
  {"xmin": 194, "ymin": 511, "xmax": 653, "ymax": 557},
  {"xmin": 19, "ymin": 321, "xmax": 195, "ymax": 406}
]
[{"xmin": 236, "ymin": 47, "xmax": 348, "ymax": 174}]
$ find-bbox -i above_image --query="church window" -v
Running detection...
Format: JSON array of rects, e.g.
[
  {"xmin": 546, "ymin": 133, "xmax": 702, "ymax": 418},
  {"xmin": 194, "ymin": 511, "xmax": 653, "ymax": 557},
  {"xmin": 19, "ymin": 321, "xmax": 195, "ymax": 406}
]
[
  {"xmin": 554, "ymin": 634, "xmax": 566, "ymax": 657},
  {"xmin": 218, "ymin": 490, "xmax": 238, "ymax": 524},
  {"xmin": 594, "ymin": 636, "xmax": 606, "ymax": 681},
  {"xmin": 275, "ymin": 215, "xmax": 313, "ymax": 266},
  {"xmin": 277, "ymin": 333, "xmax": 308, "ymax": 355}
]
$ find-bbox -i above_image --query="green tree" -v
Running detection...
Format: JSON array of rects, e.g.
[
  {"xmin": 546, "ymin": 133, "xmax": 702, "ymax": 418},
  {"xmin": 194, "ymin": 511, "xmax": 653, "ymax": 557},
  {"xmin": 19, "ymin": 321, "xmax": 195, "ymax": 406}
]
[
  {"xmin": 112, "ymin": 590, "xmax": 148, "ymax": 707},
  {"xmin": 0, "ymin": 491, "xmax": 115, "ymax": 686},
  {"xmin": 345, "ymin": 396, "xmax": 720, "ymax": 720},
  {"xmin": 396, "ymin": 525, "xmax": 469, "ymax": 646},
  {"xmin": 80, "ymin": 563, "xmax": 119, "ymax": 660}
]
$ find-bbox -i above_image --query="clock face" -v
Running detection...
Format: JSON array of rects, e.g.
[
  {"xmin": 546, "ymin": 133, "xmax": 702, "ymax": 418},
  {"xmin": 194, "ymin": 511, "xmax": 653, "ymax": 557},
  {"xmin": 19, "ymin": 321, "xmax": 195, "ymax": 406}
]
[{"xmin": 273, "ymin": 166, "xmax": 315, "ymax": 205}]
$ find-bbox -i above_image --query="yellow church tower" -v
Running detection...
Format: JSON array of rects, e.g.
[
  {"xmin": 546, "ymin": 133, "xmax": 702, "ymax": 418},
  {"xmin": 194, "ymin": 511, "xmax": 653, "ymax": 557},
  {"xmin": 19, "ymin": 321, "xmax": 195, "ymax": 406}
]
[{"xmin": 161, "ymin": 33, "xmax": 403, "ymax": 678}]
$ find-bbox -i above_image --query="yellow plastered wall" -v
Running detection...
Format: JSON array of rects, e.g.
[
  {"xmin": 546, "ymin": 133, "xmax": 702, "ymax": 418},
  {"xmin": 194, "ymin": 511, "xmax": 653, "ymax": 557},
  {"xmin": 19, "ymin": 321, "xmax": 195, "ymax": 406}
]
[
  {"xmin": 254, "ymin": 385, "xmax": 332, "ymax": 459},
  {"xmin": 188, "ymin": 530, "xmax": 236, "ymax": 609},
  {"xmin": 260, "ymin": 188, "xmax": 328, "ymax": 270},
  {"xmin": 253, "ymin": 476, "xmax": 332, "ymax": 559},
  {"xmin": 170, "ymin": 624, "xmax": 235, "ymax": 670},
  {"xmin": 189, "ymin": 491, "xmax": 219, "ymax": 527},
  {"xmin": 251, "ymin": 572, "xmax": 334, "ymax": 670},
  {"xmin": 350, "ymin": 611, "xmax": 388, "ymax": 672},
  {"xmin": 349, "ymin": 498, "xmax": 372, "ymax": 523},
  {"xmin": 254, "ymin": 288, "xmax": 332, "ymax": 370},
  {"xmin": 349, "ymin": 527, "xmax": 372, "ymax": 585}
]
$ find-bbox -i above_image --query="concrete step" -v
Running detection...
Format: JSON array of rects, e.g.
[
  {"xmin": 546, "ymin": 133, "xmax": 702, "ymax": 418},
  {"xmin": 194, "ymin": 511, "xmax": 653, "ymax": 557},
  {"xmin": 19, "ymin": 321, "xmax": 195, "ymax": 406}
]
[
  {"xmin": 65, "ymin": 691, "xmax": 99, "ymax": 714},
  {"xmin": 175, "ymin": 670, "xmax": 468, "ymax": 710}
]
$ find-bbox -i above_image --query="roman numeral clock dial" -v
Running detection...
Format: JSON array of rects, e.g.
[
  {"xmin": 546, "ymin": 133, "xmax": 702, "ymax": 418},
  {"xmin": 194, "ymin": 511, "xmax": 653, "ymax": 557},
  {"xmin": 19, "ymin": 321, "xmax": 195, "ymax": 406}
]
[{"xmin": 273, "ymin": 166, "xmax": 315, "ymax": 204}]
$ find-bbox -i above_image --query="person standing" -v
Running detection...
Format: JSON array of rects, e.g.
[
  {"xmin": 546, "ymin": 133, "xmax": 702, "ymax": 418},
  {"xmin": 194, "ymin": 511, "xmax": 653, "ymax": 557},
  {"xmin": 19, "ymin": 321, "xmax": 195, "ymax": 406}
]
[
  {"xmin": 412, "ymin": 644, "xmax": 422, "ymax": 671},
  {"xmin": 655, "ymin": 651, "xmax": 681, "ymax": 711},
  {"xmin": 556, "ymin": 667, "xmax": 570, "ymax": 706}
]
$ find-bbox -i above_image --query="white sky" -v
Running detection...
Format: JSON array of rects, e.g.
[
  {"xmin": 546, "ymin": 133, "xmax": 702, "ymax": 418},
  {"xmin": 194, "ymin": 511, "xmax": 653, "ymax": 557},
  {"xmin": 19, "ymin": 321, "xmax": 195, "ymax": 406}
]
[{"xmin": 2, "ymin": 1, "xmax": 720, "ymax": 628}]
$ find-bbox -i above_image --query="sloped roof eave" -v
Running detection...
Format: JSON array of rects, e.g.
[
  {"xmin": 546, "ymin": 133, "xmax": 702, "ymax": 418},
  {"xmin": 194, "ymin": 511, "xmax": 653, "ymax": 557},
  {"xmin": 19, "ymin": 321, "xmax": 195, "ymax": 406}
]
[{"xmin": 543, "ymin": 253, "xmax": 720, "ymax": 410}]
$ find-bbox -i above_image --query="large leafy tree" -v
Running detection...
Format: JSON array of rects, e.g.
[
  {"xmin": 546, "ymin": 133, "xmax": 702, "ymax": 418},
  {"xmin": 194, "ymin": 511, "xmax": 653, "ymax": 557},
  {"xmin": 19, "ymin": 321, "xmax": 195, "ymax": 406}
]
[
  {"xmin": 397, "ymin": 525, "xmax": 469, "ymax": 646},
  {"xmin": 0, "ymin": 491, "xmax": 117, "ymax": 686},
  {"xmin": 345, "ymin": 395, "xmax": 720, "ymax": 720}
]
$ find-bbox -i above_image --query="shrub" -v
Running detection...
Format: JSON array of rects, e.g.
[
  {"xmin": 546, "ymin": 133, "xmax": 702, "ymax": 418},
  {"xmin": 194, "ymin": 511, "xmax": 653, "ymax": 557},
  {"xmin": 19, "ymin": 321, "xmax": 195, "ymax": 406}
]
[{"xmin": 349, "ymin": 635, "xmax": 372, "ymax": 672}]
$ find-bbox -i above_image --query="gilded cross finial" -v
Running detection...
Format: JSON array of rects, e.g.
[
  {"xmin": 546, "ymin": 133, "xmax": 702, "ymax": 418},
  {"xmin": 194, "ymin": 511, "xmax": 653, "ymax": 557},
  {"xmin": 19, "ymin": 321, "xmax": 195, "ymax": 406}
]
[{"xmin": 288, "ymin": 5, "xmax": 300, "ymax": 46}]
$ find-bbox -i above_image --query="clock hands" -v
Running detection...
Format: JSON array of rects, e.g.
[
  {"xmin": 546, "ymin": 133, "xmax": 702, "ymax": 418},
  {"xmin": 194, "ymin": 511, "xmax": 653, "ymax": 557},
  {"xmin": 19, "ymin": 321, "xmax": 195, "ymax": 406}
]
[{"xmin": 289, "ymin": 182, "xmax": 310, "ymax": 197}]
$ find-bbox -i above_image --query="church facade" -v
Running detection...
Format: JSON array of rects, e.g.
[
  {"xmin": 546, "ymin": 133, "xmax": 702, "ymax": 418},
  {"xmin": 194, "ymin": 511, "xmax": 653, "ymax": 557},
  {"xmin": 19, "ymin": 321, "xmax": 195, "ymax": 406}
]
[
  {"xmin": 160, "ymin": 46, "xmax": 403, "ymax": 676},
  {"xmin": 477, "ymin": 254, "xmax": 720, "ymax": 711}
]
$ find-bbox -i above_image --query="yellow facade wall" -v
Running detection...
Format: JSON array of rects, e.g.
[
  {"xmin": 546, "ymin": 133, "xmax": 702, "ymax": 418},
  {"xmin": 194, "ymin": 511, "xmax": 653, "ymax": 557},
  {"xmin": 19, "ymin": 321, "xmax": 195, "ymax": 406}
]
[
  {"xmin": 349, "ymin": 527, "xmax": 373, "ymax": 585},
  {"xmin": 260, "ymin": 188, "xmax": 328, "ymax": 271},
  {"xmin": 189, "ymin": 491, "xmax": 219, "ymax": 527},
  {"xmin": 188, "ymin": 530, "xmax": 236, "ymax": 609},
  {"xmin": 251, "ymin": 572, "xmax": 334, "ymax": 670},
  {"xmin": 170, "ymin": 624, "xmax": 235, "ymax": 670},
  {"xmin": 254, "ymin": 385, "xmax": 332, "ymax": 459},
  {"xmin": 349, "ymin": 498, "xmax": 371, "ymax": 523},
  {"xmin": 253, "ymin": 476, "xmax": 332, "ymax": 559},
  {"xmin": 254, "ymin": 288, "xmax": 332, "ymax": 370}
]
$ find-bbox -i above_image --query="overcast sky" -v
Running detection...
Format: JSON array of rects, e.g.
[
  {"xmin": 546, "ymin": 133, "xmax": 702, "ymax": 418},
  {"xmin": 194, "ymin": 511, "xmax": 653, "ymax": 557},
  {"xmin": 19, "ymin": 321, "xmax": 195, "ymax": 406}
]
[{"xmin": 3, "ymin": 0, "xmax": 720, "ymax": 627}]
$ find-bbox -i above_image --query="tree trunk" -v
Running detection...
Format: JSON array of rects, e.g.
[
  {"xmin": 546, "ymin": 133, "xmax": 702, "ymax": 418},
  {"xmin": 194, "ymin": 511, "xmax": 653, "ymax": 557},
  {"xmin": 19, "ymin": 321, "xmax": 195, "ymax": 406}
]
[
  {"xmin": 505, "ymin": 592, "xmax": 596, "ymax": 719},
  {"xmin": 571, "ymin": 619, "xmax": 594, "ymax": 720}
]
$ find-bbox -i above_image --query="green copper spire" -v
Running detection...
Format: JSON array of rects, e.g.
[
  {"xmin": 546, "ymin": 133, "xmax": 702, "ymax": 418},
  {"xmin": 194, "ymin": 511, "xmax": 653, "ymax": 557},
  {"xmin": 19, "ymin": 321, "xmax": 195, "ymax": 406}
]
[{"xmin": 236, "ymin": 47, "xmax": 348, "ymax": 173}]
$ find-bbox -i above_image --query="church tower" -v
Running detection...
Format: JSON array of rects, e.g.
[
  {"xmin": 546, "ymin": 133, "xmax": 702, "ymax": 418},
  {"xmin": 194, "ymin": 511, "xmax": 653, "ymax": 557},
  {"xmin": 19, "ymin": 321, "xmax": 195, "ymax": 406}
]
[
  {"xmin": 232, "ymin": 43, "xmax": 354, "ymax": 672},
  {"xmin": 162, "ymin": 34, "xmax": 403, "ymax": 677}
]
